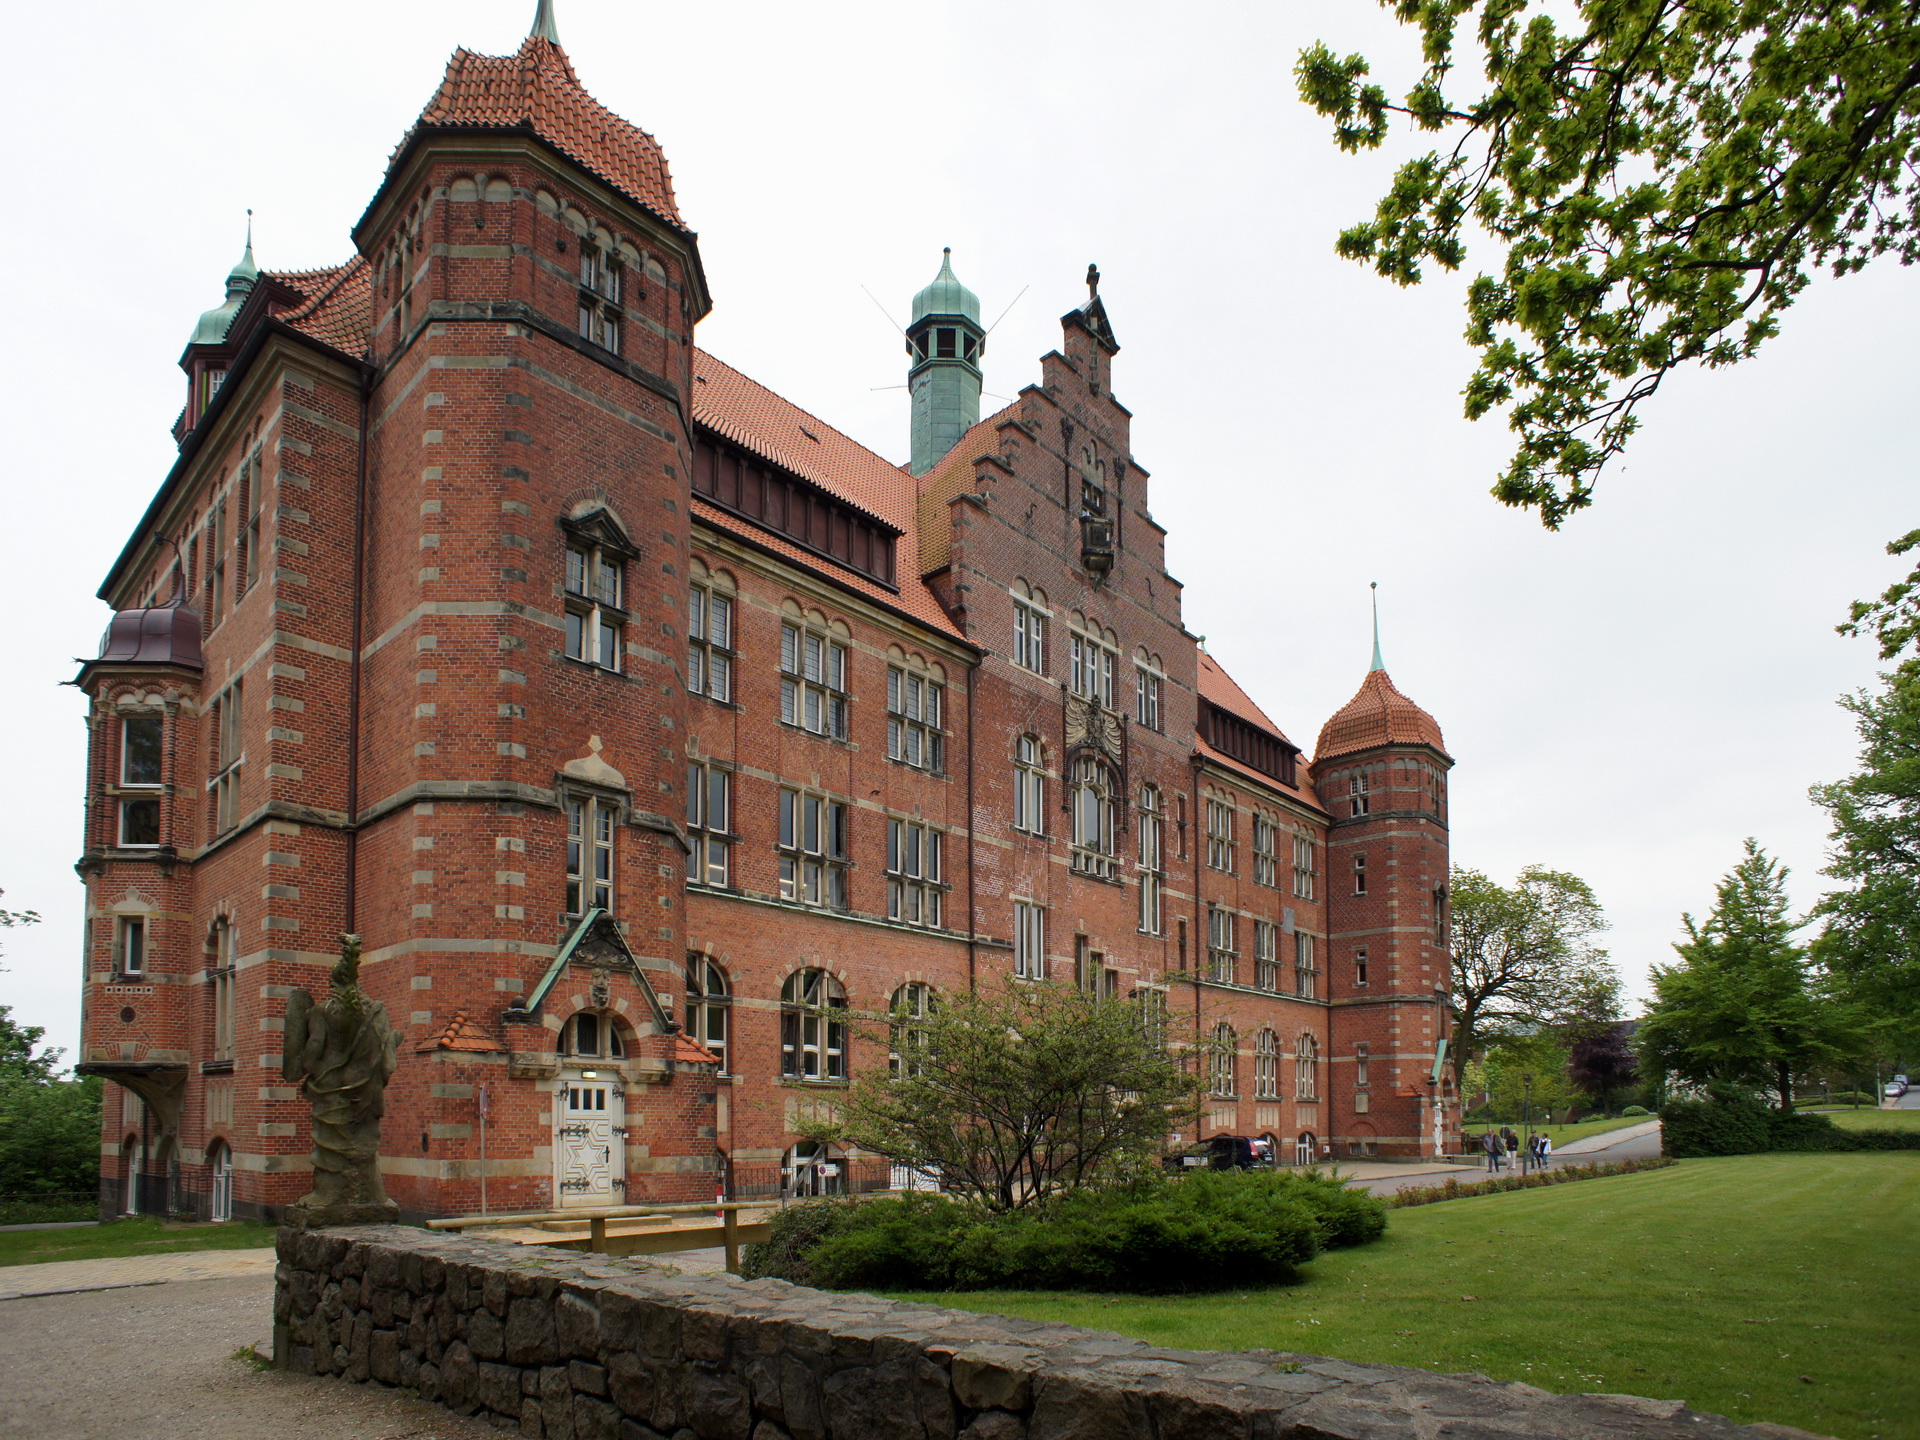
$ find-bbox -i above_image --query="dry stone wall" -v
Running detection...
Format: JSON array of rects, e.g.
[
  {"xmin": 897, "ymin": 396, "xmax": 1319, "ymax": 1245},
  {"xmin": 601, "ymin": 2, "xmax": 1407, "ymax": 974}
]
[{"xmin": 274, "ymin": 1225, "xmax": 1823, "ymax": 1440}]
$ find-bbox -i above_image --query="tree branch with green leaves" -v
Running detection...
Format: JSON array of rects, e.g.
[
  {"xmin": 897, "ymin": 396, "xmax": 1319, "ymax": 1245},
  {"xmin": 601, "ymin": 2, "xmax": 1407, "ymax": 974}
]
[{"xmin": 1297, "ymin": 2, "xmax": 1920, "ymax": 525}]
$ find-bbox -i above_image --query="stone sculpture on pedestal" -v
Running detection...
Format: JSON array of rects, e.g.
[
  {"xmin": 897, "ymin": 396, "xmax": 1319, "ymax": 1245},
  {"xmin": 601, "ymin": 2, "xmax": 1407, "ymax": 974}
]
[{"xmin": 282, "ymin": 934, "xmax": 400, "ymax": 1227}]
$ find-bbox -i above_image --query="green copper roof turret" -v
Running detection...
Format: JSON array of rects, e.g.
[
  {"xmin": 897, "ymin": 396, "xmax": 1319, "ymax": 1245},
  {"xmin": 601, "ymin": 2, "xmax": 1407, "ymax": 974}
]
[
  {"xmin": 905, "ymin": 249, "xmax": 986, "ymax": 476},
  {"xmin": 911, "ymin": 248, "xmax": 980, "ymax": 325},
  {"xmin": 529, "ymin": 0, "xmax": 561, "ymax": 43},
  {"xmin": 188, "ymin": 219, "xmax": 260, "ymax": 347}
]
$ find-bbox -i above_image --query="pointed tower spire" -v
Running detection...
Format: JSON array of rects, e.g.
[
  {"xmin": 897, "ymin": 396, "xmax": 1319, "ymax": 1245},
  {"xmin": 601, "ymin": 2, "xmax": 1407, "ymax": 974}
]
[
  {"xmin": 1369, "ymin": 581, "xmax": 1384, "ymax": 672},
  {"xmin": 529, "ymin": 0, "xmax": 560, "ymax": 43}
]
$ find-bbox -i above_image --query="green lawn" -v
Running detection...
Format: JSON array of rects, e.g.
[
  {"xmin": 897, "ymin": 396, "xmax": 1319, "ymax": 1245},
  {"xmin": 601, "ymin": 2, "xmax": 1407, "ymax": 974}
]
[
  {"xmin": 1826, "ymin": 1108, "xmax": 1920, "ymax": 1132},
  {"xmin": 890, "ymin": 1155, "xmax": 1918, "ymax": 1440},
  {"xmin": 0, "ymin": 1217, "xmax": 276, "ymax": 1268},
  {"xmin": 1461, "ymin": 1114, "xmax": 1648, "ymax": 1147}
]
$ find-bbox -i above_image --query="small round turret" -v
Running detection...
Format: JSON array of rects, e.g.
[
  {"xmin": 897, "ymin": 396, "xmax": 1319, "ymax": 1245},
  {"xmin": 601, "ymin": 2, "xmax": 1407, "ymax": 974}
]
[
  {"xmin": 911, "ymin": 247, "xmax": 981, "ymax": 325},
  {"xmin": 189, "ymin": 232, "xmax": 260, "ymax": 347},
  {"xmin": 905, "ymin": 249, "xmax": 986, "ymax": 476}
]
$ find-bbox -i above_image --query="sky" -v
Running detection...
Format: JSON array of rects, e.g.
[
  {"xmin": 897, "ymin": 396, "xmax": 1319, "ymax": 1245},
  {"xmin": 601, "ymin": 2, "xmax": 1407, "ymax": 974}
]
[{"xmin": 2, "ymin": 0, "xmax": 1913, "ymax": 1063}]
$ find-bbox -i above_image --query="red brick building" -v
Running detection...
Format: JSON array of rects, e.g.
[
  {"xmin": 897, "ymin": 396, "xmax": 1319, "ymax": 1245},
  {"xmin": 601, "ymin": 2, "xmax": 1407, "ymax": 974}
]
[{"xmin": 74, "ymin": 11, "xmax": 1459, "ymax": 1222}]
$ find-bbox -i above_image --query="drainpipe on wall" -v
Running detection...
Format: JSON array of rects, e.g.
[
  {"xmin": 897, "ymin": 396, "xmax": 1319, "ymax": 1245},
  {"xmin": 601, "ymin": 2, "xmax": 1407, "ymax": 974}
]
[
  {"xmin": 343, "ymin": 381, "xmax": 372, "ymax": 930},
  {"xmin": 965, "ymin": 655, "xmax": 978, "ymax": 993}
]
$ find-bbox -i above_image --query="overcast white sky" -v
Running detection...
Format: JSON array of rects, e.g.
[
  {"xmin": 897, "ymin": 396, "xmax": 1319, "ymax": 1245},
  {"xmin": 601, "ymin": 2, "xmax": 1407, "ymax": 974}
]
[{"xmin": 2, "ymin": 1, "xmax": 1912, "ymax": 1062}]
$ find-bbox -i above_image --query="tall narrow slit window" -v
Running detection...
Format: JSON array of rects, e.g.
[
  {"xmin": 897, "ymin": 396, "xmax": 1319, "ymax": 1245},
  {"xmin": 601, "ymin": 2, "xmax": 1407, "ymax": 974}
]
[
  {"xmin": 210, "ymin": 920, "xmax": 238, "ymax": 1064},
  {"xmin": 779, "ymin": 789, "xmax": 848, "ymax": 910},
  {"xmin": 565, "ymin": 542, "xmax": 625, "ymax": 671},
  {"xmin": 886, "ymin": 819, "xmax": 943, "ymax": 928},
  {"xmin": 1137, "ymin": 783, "xmax": 1165, "ymax": 935},
  {"xmin": 1207, "ymin": 906, "xmax": 1237, "ymax": 985},
  {"xmin": 1013, "ymin": 736, "xmax": 1046, "ymax": 835},
  {"xmin": 1294, "ymin": 932, "xmax": 1318, "ymax": 999},
  {"xmin": 780, "ymin": 969, "xmax": 846, "ymax": 1081},
  {"xmin": 1349, "ymin": 773, "xmax": 1371, "ymax": 817},
  {"xmin": 686, "ymin": 957, "xmax": 730, "ymax": 1073},
  {"xmin": 565, "ymin": 795, "xmax": 616, "ymax": 915},
  {"xmin": 1292, "ymin": 830, "xmax": 1317, "ymax": 899},
  {"xmin": 116, "ymin": 916, "xmax": 146, "ymax": 978},
  {"xmin": 578, "ymin": 235, "xmax": 623, "ymax": 353},
  {"xmin": 239, "ymin": 450, "xmax": 263, "ymax": 595},
  {"xmin": 1355, "ymin": 948, "xmax": 1370, "ymax": 988},
  {"xmin": 1255, "ymin": 1030, "xmax": 1282, "ymax": 1100},
  {"xmin": 1353, "ymin": 854, "xmax": 1368, "ymax": 896},
  {"xmin": 685, "ymin": 763, "xmax": 731, "ymax": 888},
  {"xmin": 210, "ymin": 681, "xmax": 244, "ymax": 837},
  {"xmin": 1013, "ymin": 900, "xmax": 1046, "ymax": 980},
  {"xmin": 1135, "ymin": 661, "xmax": 1163, "ymax": 731},
  {"xmin": 1252, "ymin": 816, "xmax": 1279, "ymax": 888},
  {"xmin": 1254, "ymin": 920, "xmax": 1280, "ymax": 992},
  {"xmin": 688, "ymin": 580, "xmax": 734, "ymax": 702},
  {"xmin": 780, "ymin": 621, "xmax": 848, "ymax": 738},
  {"xmin": 887, "ymin": 666, "xmax": 945, "ymax": 771}
]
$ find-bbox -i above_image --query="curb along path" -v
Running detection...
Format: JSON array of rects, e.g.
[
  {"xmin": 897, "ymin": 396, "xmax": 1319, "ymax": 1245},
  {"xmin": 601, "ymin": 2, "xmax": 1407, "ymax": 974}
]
[{"xmin": 0, "ymin": 1246, "xmax": 278, "ymax": 1301}]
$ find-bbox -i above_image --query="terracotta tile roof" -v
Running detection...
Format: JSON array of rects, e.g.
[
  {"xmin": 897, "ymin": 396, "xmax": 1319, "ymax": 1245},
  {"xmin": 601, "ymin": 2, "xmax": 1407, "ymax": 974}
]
[
  {"xmin": 1198, "ymin": 649, "xmax": 1292, "ymax": 742},
  {"xmin": 1314, "ymin": 668, "xmax": 1448, "ymax": 764},
  {"xmin": 1195, "ymin": 733, "xmax": 1327, "ymax": 812},
  {"xmin": 410, "ymin": 36, "xmax": 682, "ymax": 228},
  {"xmin": 269, "ymin": 258, "xmax": 373, "ymax": 356},
  {"xmin": 690, "ymin": 350, "xmax": 968, "ymax": 642},
  {"xmin": 672, "ymin": 1033, "xmax": 722, "ymax": 1067},
  {"xmin": 415, "ymin": 1009, "xmax": 505, "ymax": 1054}
]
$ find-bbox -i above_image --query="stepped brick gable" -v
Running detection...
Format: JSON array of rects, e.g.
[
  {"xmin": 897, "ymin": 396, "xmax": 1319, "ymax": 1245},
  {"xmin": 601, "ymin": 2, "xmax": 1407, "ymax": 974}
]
[{"xmin": 74, "ymin": 12, "xmax": 1458, "ymax": 1223}]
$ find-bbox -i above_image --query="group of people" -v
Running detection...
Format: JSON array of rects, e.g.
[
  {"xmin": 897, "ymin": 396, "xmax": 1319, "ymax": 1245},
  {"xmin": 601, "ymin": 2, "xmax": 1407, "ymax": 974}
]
[{"xmin": 1479, "ymin": 1126, "xmax": 1553, "ymax": 1173}]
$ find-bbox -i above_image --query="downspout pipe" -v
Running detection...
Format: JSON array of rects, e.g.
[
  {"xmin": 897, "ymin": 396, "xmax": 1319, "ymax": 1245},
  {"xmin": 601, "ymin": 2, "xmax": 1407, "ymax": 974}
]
[{"xmin": 965, "ymin": 655, "xmax": 978, "ymax": 993}]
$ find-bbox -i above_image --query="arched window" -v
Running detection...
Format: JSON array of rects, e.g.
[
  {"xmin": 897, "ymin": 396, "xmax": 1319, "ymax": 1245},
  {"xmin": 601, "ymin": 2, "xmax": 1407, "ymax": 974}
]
[
  {"xmin": 208, "ymin": 1141, "xmax": 234, "ymax": 1223},
  {"xmin": 889, "ymin": 983, "xmax": 936, "ymax": 1078},
  {"xmin": 1295, "ymin": 1033, "xmax": 1319, "ymax": 1101},
  {"xmin": 1295, "ymin": 1131, "xmax": 1319, "ymax": 1166},
  {"xmin": 784, "ymin": 1140, "xmax": 844, "ymax": 1197},
  {"xmin": 1013, "ymin": 735, "xmax": 1045, "ymax": 834},
  {"xmin": 780, "ymin": 970, "xmax": 847, "ymax": 1080},
  {"xmin": 563, "ymin": 1011, "xmax": 626, "ymax": 1061},
  {"xmin": 1254, "ymin": 1030, "xmax": 1281, "ymax": 1099},
  {"xmin": 1209, "ymin": 1022, "xmax": 1237, "ymax": 1098},
  {"xmin": 687, "ymin": 957, "xmax": 730, "ymax": 1073},
  {"xmin": 1070, "ymin": 756, "xmax": 1117, "ymax": 878}
]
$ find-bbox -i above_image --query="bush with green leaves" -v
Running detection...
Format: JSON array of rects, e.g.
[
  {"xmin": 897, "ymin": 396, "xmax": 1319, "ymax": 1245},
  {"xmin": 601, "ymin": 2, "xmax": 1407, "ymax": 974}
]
[
  {"xmin": 741, "ymin": 1170, "xmax": 1387, "ymax": 1295},
  {"xmin": 1621, "ymin": 1105, "xmax": 1650, "ymax": 1117},
  {"xmin": 1662, "ymin": 1092, "xmax": 1920, "ymax": 1157}
]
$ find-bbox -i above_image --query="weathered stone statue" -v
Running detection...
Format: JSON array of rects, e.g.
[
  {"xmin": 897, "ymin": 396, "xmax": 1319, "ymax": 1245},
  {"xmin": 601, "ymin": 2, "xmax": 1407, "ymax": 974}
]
[{"xmin": 282, "ymin": 934, "xmax": 400, "ymax": 1227}]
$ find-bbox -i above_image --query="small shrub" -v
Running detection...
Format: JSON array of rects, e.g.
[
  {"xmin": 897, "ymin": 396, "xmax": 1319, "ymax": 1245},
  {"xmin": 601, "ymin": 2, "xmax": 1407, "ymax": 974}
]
[
  {"xmin": 738, "ymin": 1198, "xmax": 861, "ymax": 1285},
  {"xmin": 1621, "ymin": 1105, "xmax": 1650, "ymax": 1117},
  {"xmin": 1660, "ymin": 1095, "xmax": 1771, "ymax": 1157}
]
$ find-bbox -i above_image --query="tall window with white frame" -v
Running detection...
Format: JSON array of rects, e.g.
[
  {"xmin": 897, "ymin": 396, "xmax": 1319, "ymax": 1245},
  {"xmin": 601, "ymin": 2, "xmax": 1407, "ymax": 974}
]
[
  {"xmin": 886, "ymin": 819, "xmax": 943, "ymax": 927},
  {"xmin": 780, "ymin": 969, "xmax": 846, "ymax": 1081},
  {"xmin": 119, "ymin": 713, "xmax": 163, "ymax": 848},
  {"xmin": 1252, "ymin": 815, "xmax": 1279, "ymax": 887},
  {"xmin": 1255, "ymin": 1029, "xmax": 1281, "ymax": 1100},
  {"xmin": 1355, "ymin": 1041, "xmax": 1371, "ymax": 1102},
  {"xmin": 886, "ymin": 665, "xmax": 944, "ymax": 771},
  {"xmin": 1069, "ymin": 757, "xmax": 1118, "ymax": 878},
  {"xmin": 209, "ymin": 919, "xmax": 237, "ymax": 1065},
  {"xmin": 1135, "ymin": 659, "xmax": 1162, "ymax": 731},
  {"xmin": 687, "ymin": 578, "xmax": 733, "ymax": 702},
  {"xmin": 779, "ymin": 789, "xmax": 848, "ymax": 910},
  {"xmin": 1013, "ymin": 900, "xmax": 1046, "ymax": 979},
  {"xmin": 116, "ymin": 915, "xmax": 146, "ymax": 979},
  {"xmin": 1209, "ymin": 1023, "xmax": 1237, "ymax": 1099},
  {"xmin": 565, "ymin": 795, "xmax": 615, "ymax": 915},
  {"xmin": 889, "ymin": 983, "xmax": 935, "ymax": 1078},
  {"xmin": 686, "ymin": 957, "xmax": 730, "ymax": 1073},
  {"xmin": 1254, "ymin": 920, "xmax": 1280, "ymax": 991},
  {"xmin": 1294, "ymin": 932, "xmax": 1318, "ymax": 999},
  {"xmin": 564, "ymin": 540, "xmax": 625, "ymax": 671},
  {"xmin": 210, "ymin": 682, "xmax": 243, "ymax": 837},
  {"xmin": 1295, "ymin": 1033, "xmax": 1320, "ymax": 1101},
  {"xmin": 1136, "ymin": 984, "xmax": 1169, "ymax": 1047},
  {"xmin": 1207, "ymin": 906, "xmax": 1237, "ymax": 985},
  {"xmin": 1292, "ymin": 829, "xmax": 1316, "ymax": 899},
  {"xmin": 1353, "ymin": 853, "xmax": 1368, "ymax": 895},
  {"xmin": 1068, "ymin": 625, "xmax": 1117, "ymax": 707},
  {"xmin": 1011, "ymin": 583, "xmax": 1048, "ymax": 673},
  {"xmin": 780, "ymin": 619, "xmax": 849, "ymax": 738},
  {"xmin": 577, "ymin": 231, "xmax": 623, "ymax": 353},
  {"xmin": 1012, "ymin": 736, "xmax": 1046, "ymax": 835},
  {"xmin": 1349, "ymin": 772, "xmax": 1370, "ymax": 817},
  {"xmin": 1137, "ymin": 783, "xmax": 1164, "ymax": 934},
  {"xmin": 239, "ymin": 449, "xmax": 263, "ymax": 596},
  {"xmin": 685, "ymin": 763, "xmax": 731, "ymax": 888},
  {"xmin": 1205, "ymin": 796, "xmax": 1235, "ymax": 873}
]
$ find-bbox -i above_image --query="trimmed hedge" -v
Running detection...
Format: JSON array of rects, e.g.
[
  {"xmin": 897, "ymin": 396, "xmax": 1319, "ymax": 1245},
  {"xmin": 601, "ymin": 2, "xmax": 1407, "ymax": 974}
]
[
  {"xmin": 740, "ymin": 1169, "xmax": 1387, "ymax": 1294},
  {"xmin": 1661, "ymin": 1096, "xmax": 1920, "ymax": 1157},
  {"xmin": 1386, "ymin": 1157, "xmax": 1674, "ymax": 1208}
]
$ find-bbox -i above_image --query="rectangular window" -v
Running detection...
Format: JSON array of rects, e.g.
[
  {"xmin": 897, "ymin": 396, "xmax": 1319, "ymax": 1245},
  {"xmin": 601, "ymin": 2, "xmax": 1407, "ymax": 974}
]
[
  {"xmin": 1069, "ymin": 631, "xmax": 1116, "ymax": 707},
  {"xmin": 1355, "ymin": 949, "xmax": 1370, "ymax": 988},
  {"xmin": 564, "ymin": 544, "xmax": 624, "ymax": 672},
  {"xmin": 780, "ymin": 623, "xmax": 849, "ymax": 739},
  {"xmin": 1349, "ymin": 772, "xmax": 1370, "ymax": 817},
  {"xmin": 1205, "ymin": 798, "xmax": 1235, "ymax": 873},
  {"xmin": 1013, "ymin": 599, "xmax": 1046, "ymax": 673},
  {"xmin": 687, "ymin": 584, "xmax": 734, "ymax": 703},
  {"xmin": 211, "ymin": 680, "xmax": 244, "ymax": 836},
  {"xmin": 1254, "ymin": 920, "xmax": 1280, "ymax": 991},
  {"xmin": 1013, "ymin": 900, "xmax": 1046, "ymax": 979},
  {"xmin": 1135, "ymin": 666, "xmax": 1162, "ymax": 731},
  {"xmin": 1355, "ymin": 1042, "xmax": 1370, "ymax": 1089},
  {"xmin": 1136, "ymin": 985, "xmax": 1168, "ymax": 1047},
  {"xmin": 1207, "ymin": 906, "xmax": 1237, "ymax": 985},
  {"xmin": 565, "ymin": 795, "xmax": 616, "ymax": 915},
  {"xmin": 1354, "ymin": 854, "xmax": 1368, "ymax": 896},
  {"xmin": 685, "ymin": 764, "xmax": 731, "ymax": 888},
  {"xmin": 121, "ymin": 716, "xmax": 163, "ymax": 786},
  {"xmin": 116, "ymin": 916, "xmax": 146, "ymax": 977},
  {"xmin": 1013, "ymin": 737, "xmax": 1046, "ymax": 834},
  {"xmin": 207, "ymin": 493, "xmax": 229, "ymax": 629},
  {"xmin": 1252, "ymin": 816, "xmax": 1279, "ymax": 887},
  {"xmin": 886, "ymin": 819, "xmax": 944, "ymax": 928},
  {"xmin": 886, "ymin": 668, "xmax": 945, "ymax": 772},
  {"xmin": 1292, "ymin": 831, "xmax": 1316, "ymax": 899},
  {"xmin": 210, "ymin": 923, "xmax": 238, "ymax": 1063},
  {"xmin": 1138, "ymin": 785, "xmax": 1164, "ymax": 935},
  {"xmin": 240, "ymin": 451, "xmax": 263, "ymax": 595},
  {"xmin": 1295, "ymin": 932, "xmax": 1318, "ymax": 999},
  {"xmin": 119, "ymin": 798, "xmax": 161, "ymax": 847},
  {"xmin": 779, "ymin": 789, "xmax": 849, "ymax": 910}
]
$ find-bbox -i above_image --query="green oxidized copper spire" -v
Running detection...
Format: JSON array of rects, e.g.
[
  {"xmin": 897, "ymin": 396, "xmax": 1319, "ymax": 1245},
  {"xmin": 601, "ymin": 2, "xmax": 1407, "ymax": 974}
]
[
  {"xmin": 911, "ymin": 248, "xmax": 981, "ymax": 325},
  {"xmin": 906, "ymin": 249, "xmax": 986, "ymax": 475},
  {"xmin": 189, "ymin": 212, "xmax": 260, "ymax": 347},
  {"xmin": 1370, "ymin": 581, "xmax": 1385, "ymax": 672},
  {"xmin": 530, "ymin": 0, "xmax": 560, "ymax": 43}
]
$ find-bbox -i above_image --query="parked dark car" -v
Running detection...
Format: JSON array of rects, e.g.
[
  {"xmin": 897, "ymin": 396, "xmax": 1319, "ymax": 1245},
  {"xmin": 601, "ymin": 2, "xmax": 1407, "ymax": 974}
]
[{"xmin": 1163, "ymin": 1135, "xmax": 1262, "ymax": 1172}]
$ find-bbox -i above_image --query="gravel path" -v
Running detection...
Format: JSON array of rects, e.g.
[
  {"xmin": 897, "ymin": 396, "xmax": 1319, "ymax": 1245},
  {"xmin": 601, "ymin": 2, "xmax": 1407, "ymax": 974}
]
[{"xmin": 0, "ymin": 1276, "xmax": 494, "ymax": 1440}]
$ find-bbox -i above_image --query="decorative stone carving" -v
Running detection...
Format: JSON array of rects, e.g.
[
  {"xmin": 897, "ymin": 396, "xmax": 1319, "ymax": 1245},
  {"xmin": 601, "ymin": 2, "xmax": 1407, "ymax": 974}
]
[{"xmin": 282, "ymin": 934, "xmax": 400, "ymax": 1227}]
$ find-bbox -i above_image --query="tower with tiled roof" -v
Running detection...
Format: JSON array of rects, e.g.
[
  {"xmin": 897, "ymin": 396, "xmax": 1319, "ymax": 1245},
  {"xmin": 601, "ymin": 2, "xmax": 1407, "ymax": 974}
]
[
  {"xmin": 907, "ymin": 249, "xmax": 984, "ymax": 475},
  {"xmin": 1311, "ymin": 634, "xmax": 1457, "ymax": 1158}
]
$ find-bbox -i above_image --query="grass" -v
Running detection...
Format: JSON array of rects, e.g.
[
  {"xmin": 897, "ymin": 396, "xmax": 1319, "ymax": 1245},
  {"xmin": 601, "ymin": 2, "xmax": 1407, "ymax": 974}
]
[
  {"xmin": 1460, "ymin": 1114, "xmax": 1649, "ymax": 1147},
  {"xmin": 0, "ymin": 1216, "xmax": 276, "ymax": 1268},
  {"xmin": 1826, "ymin": 1108, "xmax": 1920, "ymax": 1132},
  {"xmin": 888, "ymin": 1155, "xmax": 1919, "ymax": 1440}
]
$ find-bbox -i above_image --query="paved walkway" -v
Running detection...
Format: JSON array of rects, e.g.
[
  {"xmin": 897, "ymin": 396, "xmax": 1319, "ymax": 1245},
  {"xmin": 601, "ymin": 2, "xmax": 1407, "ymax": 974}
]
[
  {"xmin": 1555, "ymin": 1119, "xmax": 1662, "ymax": 1155},
  {"xmin": 0, "ymin": 1247, "xmax": 277, "ymax": 1302}
]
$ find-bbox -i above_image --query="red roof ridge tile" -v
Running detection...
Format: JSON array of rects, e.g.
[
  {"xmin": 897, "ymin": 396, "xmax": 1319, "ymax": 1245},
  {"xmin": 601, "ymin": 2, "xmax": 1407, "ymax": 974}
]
[{"xmin": 415, "ymin": 1008, "xmax": 505, "ymax": 1054}]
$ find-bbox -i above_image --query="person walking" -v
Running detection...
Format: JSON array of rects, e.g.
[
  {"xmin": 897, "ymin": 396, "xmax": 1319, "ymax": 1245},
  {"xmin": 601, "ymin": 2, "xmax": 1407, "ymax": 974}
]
[
  {"xmin": 1536, "ymin": 1133, "xmax": 1553, "ymax": 1170},
  {"xmin": 1482, "ymin": 1129, "xmax": 1503, "ymax": 1173}
]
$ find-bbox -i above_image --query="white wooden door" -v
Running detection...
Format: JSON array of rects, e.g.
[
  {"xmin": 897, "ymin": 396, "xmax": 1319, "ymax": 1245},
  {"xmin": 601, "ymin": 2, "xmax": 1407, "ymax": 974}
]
[{"xmin": 556, "ymin": 1076, "xmax": 624, "ymax": 1208}]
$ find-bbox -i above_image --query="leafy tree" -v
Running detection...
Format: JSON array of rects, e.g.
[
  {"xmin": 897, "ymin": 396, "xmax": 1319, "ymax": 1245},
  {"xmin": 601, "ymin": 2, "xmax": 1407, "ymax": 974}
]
[
  {"xmin": 1484, "ymin": 1032, "xmax": 1581, "ymax": 1120},
  {"xmin": 809, "ymin": 982, "xmax": 1204, "ymax": 1213},
  {"xmin": 1640, "ymin": 840, "xmax": 1864, "ymax": 1108},
  {"xmin": 1448, "ymin": 864, "xmax": 1615, "ymax": 1088},
  {"xmin": 0, "ymin": 889, "xmax": 38, "ymax": 971},
  {"xmin": 0, "ymin": 1005, "xmax": 60, "ymax": 1087},
  {"xmin": 0, "ymin": 1004, "xmax": 101, "ymax": 1197},
  {"xmin": 1296, "ymin": 3, "xmax": 1920, "ymax": 524},
  {"xmin": 1567, "ymin": 1020, "xmax": 1642, "ymax": 1112}
]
